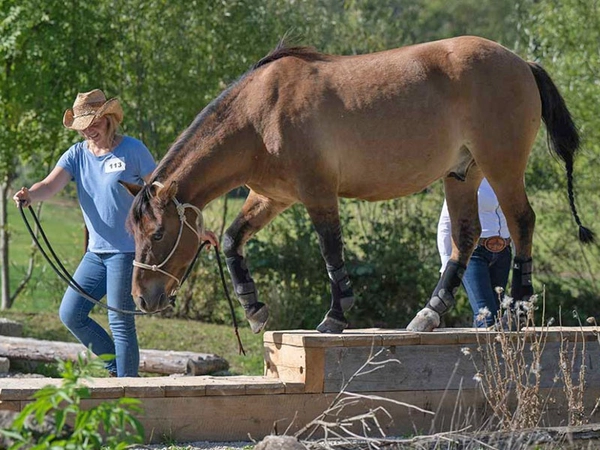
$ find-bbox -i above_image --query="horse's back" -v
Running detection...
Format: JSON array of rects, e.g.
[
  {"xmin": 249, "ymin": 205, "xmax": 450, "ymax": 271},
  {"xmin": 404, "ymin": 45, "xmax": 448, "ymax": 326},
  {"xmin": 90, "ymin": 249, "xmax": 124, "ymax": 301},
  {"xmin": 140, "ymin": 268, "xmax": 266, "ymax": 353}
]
[
  {"xmin": 252, "ymin": 36, "xmax": 531, "ymax": 105},
  {"xmin": 243, "ymin": 36, "xmax": 540, "ymax": 202}
]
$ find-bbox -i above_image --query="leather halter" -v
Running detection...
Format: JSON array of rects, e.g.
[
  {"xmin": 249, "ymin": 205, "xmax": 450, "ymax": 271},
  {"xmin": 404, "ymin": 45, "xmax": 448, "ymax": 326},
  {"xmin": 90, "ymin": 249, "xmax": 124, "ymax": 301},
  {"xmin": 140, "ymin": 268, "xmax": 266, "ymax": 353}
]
[{"xmin": 132, "ymin": 181, "xmax": 204, "ymax": 297}]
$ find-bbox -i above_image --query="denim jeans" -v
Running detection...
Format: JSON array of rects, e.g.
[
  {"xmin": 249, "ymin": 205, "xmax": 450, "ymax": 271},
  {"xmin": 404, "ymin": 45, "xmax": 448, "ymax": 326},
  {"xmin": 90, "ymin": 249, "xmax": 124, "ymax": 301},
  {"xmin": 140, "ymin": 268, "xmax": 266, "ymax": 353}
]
[
  {"xmin": 462, "ymin": 245, "xmax": 512, "ymax": 327},
  {"xmin": 59, "ymin": 252, "xmax": 139, "ymax": 377}
]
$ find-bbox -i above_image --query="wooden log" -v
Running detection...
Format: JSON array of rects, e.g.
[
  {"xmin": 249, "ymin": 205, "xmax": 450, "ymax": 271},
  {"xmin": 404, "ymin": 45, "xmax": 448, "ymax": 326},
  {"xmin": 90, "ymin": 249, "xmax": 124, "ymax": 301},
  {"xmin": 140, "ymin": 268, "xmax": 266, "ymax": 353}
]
[
  {"xmin": 0, "ymin": 336, "xmax": 228, "ymax": 375},
  {"xmin": 0, "ymin": 318, "xmax": 23, "ymax": 337}
]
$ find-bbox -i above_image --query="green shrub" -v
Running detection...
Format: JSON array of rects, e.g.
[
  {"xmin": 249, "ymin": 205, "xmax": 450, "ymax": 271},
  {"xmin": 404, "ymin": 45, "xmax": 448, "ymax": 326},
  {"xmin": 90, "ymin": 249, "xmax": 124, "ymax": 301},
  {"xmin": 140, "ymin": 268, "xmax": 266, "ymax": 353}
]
[{"xmin": 0, "ymin": 352, "xmax": 144, "ymax": 449}]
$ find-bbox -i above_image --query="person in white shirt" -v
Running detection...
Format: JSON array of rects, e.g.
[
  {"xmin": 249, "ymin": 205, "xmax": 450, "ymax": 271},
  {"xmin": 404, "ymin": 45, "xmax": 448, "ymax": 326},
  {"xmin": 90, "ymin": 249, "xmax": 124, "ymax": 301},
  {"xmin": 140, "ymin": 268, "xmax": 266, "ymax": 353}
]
[{"xmin": 437, "ymin": 178, "xmax": 512, "ymax": 327}]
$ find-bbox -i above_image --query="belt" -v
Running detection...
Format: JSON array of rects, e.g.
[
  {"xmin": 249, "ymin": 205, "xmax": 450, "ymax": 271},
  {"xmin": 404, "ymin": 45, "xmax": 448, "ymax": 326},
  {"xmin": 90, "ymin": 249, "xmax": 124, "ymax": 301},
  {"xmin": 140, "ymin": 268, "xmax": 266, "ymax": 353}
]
[{"xmin": 478, "ymin": 236, "xmax": 511, "ymax": 253}]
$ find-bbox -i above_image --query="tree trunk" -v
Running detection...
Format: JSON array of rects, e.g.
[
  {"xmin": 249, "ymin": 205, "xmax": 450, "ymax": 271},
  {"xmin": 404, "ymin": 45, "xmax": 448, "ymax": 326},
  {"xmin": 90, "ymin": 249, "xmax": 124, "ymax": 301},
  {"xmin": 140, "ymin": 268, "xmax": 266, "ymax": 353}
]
[{"xmin": 1, "ymin": 178, "xmax": 11, "ymax": 310}]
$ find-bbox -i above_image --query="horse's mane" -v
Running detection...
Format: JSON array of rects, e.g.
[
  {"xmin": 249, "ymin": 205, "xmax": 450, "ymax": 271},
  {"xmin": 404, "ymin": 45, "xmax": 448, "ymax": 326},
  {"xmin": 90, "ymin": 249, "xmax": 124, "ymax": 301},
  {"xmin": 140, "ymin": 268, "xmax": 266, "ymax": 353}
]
[
  {"xmin": 152, "ymin": 42, "xmax": 328, "ymax": 182},
  {"xmin": 252, "ymin": 42, "xmax": 328, "ymax": 70}
]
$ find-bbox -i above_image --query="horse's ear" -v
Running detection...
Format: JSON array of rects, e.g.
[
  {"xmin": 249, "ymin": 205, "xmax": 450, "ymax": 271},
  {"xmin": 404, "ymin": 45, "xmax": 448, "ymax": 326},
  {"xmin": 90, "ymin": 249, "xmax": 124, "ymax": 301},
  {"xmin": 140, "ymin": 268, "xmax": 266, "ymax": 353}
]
[
  {"xmin": 156, "ymin": 181, "xmax": 178, "ymax": 203},
  {"xmin": 119, "ymin": 181, "xmax": 143, "ymax": 197}
]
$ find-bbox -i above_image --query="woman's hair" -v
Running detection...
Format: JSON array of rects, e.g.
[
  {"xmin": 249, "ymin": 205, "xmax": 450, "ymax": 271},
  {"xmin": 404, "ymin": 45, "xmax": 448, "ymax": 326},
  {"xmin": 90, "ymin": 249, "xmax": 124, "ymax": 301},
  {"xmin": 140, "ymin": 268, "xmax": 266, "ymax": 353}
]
[{"xmin": 105, "ymin": 114, "xmax": 120, "ymax": 142}]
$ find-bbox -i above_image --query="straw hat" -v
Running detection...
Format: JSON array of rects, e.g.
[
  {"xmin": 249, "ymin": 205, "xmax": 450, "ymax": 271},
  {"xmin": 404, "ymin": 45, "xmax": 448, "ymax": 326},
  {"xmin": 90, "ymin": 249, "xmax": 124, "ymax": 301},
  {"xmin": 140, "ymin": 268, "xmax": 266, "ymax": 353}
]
[{"xmin": 63, "ymin": 89, "xmax": 123, "ymax": 130}]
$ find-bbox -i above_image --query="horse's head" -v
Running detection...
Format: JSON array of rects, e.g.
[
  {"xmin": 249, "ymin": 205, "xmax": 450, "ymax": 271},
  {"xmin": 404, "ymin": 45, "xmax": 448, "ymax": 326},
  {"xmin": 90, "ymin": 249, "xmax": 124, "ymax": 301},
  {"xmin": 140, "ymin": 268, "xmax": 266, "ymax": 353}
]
[{"xmin": 122, "ymin": 180, "xmax": 204, "ymax": 313}]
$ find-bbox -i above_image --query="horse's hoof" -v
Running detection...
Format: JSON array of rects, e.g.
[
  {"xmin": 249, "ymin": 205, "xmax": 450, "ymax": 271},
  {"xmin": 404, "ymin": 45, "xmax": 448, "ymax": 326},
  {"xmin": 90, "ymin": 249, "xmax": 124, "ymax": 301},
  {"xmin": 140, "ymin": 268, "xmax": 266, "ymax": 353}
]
[
  {"xmin": 406, "ymin": 308, "xmax": 440, "ymax": 332},
  {"xmin": 316, "ymin": 314, "xmax": 348, "ymax": 334},
  {"xmin": 245, "ymin": 302, "xmax": 269, "ymax": 334}
]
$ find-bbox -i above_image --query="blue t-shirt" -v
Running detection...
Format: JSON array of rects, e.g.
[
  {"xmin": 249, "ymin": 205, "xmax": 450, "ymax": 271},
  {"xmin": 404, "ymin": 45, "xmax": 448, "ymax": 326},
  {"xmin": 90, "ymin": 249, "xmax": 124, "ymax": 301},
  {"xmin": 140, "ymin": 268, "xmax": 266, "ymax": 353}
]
[{"xmin": 57, "ymin": 136, "xmax": 156, "ymax": 253}]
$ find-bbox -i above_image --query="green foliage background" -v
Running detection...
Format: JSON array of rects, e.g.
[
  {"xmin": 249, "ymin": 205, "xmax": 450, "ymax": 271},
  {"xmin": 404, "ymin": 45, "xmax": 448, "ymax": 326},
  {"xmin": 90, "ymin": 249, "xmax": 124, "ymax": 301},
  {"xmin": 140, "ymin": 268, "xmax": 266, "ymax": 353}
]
[{"xmin": 2, "ymin": 0, "xmax": 599, "ymax": 333}]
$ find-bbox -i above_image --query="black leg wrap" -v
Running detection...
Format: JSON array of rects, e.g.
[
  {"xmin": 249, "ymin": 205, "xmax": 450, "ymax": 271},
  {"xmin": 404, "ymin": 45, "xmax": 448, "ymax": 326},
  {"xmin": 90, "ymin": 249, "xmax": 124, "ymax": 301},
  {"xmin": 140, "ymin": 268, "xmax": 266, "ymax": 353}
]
[
  {"xmin": 226, "ymin": 255, "xmax": 258, "ymax": 310},
  {"xmin": 510, "ymin": 257, "xmax": 533, "ymax": 301},
  {"xmin": 327, "ymin": 264, "xmax": 354, "ymax": 313},
  {"xmin": 426, "ymin": 261, "xmax": 466, "ymax": 316},
  {"xmin": 226, "ymin": 254, "xmax": 269, "ymax": 334}
]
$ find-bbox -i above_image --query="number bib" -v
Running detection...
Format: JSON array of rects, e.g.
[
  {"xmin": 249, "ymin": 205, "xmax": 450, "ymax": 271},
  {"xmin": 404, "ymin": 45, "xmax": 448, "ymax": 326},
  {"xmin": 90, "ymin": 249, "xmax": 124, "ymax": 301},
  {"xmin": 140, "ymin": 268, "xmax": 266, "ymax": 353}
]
[{"xmin": 104, "ymin": 157, "xmax": 126, "ymax": 173}]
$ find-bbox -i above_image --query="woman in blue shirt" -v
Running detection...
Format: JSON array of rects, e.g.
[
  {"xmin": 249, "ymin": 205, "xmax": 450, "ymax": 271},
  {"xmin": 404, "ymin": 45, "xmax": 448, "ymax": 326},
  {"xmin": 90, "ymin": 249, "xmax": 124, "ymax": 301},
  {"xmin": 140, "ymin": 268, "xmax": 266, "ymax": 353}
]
[{"xmin": 14, "ymin": 89, "xmax": 216, "ymax": 376}]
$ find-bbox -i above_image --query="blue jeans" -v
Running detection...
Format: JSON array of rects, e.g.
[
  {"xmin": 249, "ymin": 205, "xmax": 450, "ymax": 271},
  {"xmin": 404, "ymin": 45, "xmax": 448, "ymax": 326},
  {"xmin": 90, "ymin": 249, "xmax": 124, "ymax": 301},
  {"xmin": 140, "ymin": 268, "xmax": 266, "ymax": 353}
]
[
  {"xmin": 463, "ymin": 245, "xmax": 512, "ymax": 327},
  {"xmin": 59, "ymin": 252, "xmax": 139, "ymax": 377}
]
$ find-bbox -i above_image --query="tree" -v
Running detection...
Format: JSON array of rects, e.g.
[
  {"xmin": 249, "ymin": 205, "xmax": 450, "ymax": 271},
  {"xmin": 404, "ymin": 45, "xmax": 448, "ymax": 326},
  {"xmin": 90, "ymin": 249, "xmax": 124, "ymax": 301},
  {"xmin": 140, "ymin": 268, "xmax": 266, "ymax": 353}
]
[
  {"xmin": 517, "ymin": 0, "xmax": 600, "ymax": 321},
  {"xmin": 0, "ymin": 0, "xmax": 110, "ymax": 309}
]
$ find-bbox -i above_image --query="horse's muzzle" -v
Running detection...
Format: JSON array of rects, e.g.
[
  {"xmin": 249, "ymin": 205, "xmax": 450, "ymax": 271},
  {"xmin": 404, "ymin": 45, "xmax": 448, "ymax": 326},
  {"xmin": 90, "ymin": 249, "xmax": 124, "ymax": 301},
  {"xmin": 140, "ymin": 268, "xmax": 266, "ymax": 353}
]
[{"xmin": 135, "ymin": 292, "xmax": 171, "ymax": 313}]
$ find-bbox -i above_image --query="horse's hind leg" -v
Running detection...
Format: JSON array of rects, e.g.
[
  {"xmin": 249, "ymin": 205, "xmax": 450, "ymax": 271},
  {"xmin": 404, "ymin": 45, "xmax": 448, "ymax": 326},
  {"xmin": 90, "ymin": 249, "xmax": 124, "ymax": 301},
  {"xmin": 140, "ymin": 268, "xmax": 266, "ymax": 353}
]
[
  {"xmin": 407, "ymin": 175, "xmax": 482, "ymax": 332},
  {"xmin": 223, "ymin": 190, "xmax": 291, "ymax": 333},
  {"xmin": 488, "ymin": 178, "xmax": 535, "ymax": 304},
  {"xmin": 304, "ymin": 200, "xmax": 354, "ymax": 334}
]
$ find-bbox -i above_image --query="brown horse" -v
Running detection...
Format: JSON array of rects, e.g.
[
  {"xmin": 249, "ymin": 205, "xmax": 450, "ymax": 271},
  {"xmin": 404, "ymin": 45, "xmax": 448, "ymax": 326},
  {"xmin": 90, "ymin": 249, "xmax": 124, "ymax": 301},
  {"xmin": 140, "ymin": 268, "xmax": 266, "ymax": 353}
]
[{"xmin": 122, "ymin": 36, "xmax": 593, "ymax": 334}]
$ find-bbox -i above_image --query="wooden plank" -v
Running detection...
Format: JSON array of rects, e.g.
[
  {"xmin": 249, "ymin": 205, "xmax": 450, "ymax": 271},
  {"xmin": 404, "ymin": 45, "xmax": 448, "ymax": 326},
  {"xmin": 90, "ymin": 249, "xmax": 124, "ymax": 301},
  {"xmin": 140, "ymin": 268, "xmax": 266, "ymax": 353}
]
[
  {"xmin": 303, "ymin": 347, "xmax": 325, "ymax": 393},
  {"xmin": 424, "ymin": 330, "xmax": 463, "ymax": 344},
  {"xmin": 94, "ymin": 391, "xmax": 435, "ymax": 442},
  {"xmin": 81, "ymin": 378, "xmax": 125, "ymax": 399},
  {"xmin": 266, "ymin": 327, "xmax": 600, "ymax": 348},
  {"xmin": 0, "ymin": 375, "xmax": 289, "ymax": 402},
  {"xmin": 85, "ymin": 387, "xmax": 600, "ymax": 442},
  {"xmin": 264, "ymin": 341, "xmax": 325, "ymax": 393},
  {"xmin": 163, "ymin": 379, "xmax": 208, "ymax": 398},
  {"xmin": 322, "ymin": 340, "xmax": 600, "ymax": 393},
  {"xmin": 121, "ymin": 379, "xmax": 168, "ymax": 398},
  {"xmin": 264, "ymin": 330, "xmax": 322, "ymax": 348},
  {"xmin": 246, "ymin": 381, "xmax": 285, "ymax": 395},
  {"xmin": 264, "ymin": 342, "xmax": 307, "ymax": 382},
  {"xmin": 6, "ymin": 385, "xmax": 600, "ymax": 443},
  {"xmin": 282, "ymin": 382, "xmax": 305, "ymax": 394},
  {"xmin": 0, "ymin": 378, "xmax": 63, "ymax": 400},
  {"xmin": 0, "ymin": 401, "xmax": 21, "ymax": 412},
  {"xmin": 381, "ymin": 333, "xmax": 422, "ymax": 346}
]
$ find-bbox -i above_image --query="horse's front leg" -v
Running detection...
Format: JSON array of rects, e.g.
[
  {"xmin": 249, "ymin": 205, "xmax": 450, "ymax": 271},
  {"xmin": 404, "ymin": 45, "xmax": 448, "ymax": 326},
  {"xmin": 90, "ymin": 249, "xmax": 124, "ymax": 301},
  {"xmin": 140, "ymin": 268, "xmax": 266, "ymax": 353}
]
[
  {"xmin": 407, "ymin": 176, "xmax": 481, "ymax": 332},
  {"xmin": 305, "ymin": 203, "xmax": 354, "ymax": 334},
  {"xmin": 223, "ymin": 191, "xmax": 290, "ymax": 333}
]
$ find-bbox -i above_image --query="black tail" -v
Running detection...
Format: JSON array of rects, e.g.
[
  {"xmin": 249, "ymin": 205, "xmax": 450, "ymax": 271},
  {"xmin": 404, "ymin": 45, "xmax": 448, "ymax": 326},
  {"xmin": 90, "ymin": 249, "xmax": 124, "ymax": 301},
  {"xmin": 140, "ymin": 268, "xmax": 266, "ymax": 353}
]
[{"xmin": 528, "ymin": 62, "xmax": 594, "ymax": 244}]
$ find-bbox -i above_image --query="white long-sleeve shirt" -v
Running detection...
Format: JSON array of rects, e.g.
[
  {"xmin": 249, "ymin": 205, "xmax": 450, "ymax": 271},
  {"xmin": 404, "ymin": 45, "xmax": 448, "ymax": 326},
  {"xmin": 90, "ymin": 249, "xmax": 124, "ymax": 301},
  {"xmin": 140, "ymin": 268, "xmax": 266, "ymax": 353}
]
[{"xmin": 437, "ymin": 178, "xmax": 510, "ymax": 272}]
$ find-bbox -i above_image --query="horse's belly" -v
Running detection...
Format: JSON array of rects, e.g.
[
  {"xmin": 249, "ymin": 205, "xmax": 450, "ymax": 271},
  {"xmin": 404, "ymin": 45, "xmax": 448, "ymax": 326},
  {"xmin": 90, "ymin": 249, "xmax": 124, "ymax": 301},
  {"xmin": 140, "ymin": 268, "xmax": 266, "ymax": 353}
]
[
  {"xmin": 334, "ymin": 132, "xmax": 458, "ymax": 201},
  {"xmin": 338, "ymin": 170, "xmax": 441, "ymax": 201}
]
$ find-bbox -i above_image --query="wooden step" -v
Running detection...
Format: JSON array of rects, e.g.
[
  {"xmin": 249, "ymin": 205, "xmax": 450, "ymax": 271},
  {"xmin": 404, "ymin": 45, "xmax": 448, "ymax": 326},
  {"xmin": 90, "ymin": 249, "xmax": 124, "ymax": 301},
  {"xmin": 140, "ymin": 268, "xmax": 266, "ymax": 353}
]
[{"xmin": 1, "ymin": 327, "xmax": 599, "ymax": 443}]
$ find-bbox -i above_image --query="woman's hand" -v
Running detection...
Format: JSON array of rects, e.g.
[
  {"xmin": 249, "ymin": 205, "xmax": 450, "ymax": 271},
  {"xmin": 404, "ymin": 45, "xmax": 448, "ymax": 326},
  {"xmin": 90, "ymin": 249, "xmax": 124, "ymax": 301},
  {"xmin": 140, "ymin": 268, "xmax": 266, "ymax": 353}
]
[
  {"xmin": 13, "ymin": 187, "xmax": 32, "ymax": 208},
  {"xmin": 12, "ymin": 167, "xmax": 71, "ymax": 208},
  {"xmin": 201, "ymin": 230, "xmax": 219, "ymax": 250}
]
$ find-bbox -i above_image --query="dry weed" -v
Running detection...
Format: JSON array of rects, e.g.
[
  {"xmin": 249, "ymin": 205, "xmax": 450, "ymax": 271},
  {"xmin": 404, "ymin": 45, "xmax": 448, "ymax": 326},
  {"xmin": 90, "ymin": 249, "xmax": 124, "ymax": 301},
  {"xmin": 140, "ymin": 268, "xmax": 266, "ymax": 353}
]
[
  {"xmin": 294, "ymin": 345, "xmax": 433, "ymax": 449},
  {"xmin": 467, "ymin": 290, "xmax": 549, "ymax": 429},
  {"xmin": 463, "ymin": 288, "xmax": 600, "ymax": 432},
  {"xmin": 558, "ymin": 310, "xmax": 588, "ymax": 426}
]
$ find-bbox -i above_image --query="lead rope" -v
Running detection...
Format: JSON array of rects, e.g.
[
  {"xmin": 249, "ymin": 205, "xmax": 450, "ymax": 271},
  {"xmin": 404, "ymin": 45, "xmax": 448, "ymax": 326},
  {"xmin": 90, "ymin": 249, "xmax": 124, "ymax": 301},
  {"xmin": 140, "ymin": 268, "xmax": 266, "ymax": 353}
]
[
  {"xmin": 214, "ymin": 247, "xmax": 246, "ymax": 356},
  {"xmin": 19, "ymin": 202, "xmax": 246, "ymax": 355},
  {"xmin": 18, "ymin": 202, "xmax": 150, "ymax": 315}
]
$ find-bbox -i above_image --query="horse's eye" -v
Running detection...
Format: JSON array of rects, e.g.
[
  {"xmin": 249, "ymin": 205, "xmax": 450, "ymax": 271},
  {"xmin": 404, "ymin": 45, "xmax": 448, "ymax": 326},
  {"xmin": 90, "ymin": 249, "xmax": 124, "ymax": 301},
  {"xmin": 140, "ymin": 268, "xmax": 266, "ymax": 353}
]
[{"xmin": 152, "ymin": 230, "xmax": 164, "ymax": 241}]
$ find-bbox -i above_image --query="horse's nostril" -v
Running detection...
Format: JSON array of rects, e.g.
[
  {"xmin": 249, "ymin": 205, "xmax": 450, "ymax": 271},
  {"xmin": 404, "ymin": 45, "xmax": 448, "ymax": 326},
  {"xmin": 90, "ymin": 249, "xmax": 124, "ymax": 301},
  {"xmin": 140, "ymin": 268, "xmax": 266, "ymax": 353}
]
[{"xmin": 138, "ymin": 296, "xmax": 148, "ymax": 311}]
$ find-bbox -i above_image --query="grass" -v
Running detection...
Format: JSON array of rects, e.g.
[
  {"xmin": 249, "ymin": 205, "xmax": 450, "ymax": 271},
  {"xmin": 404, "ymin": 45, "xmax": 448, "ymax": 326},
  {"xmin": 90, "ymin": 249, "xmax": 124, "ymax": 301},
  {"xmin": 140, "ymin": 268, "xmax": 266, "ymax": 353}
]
[
  {"xmin": 2, "ymin": 310, "xmax": 265, "ymax": 375},
  {"xmin": 8, "ymin": 199, "xmax": 87, "ymax": 311},
  {"xmin": 4, "ymin": 196, "xmax": 265, "ymax": 375}
]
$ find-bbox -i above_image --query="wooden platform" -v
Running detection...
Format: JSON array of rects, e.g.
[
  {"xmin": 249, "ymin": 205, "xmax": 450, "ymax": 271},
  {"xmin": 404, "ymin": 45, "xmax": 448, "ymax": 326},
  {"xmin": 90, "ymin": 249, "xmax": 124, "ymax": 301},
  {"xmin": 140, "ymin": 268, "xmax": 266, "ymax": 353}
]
[{"xmin": 1, "ymin": 327, "xmax": 600, "ymax": 443}]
